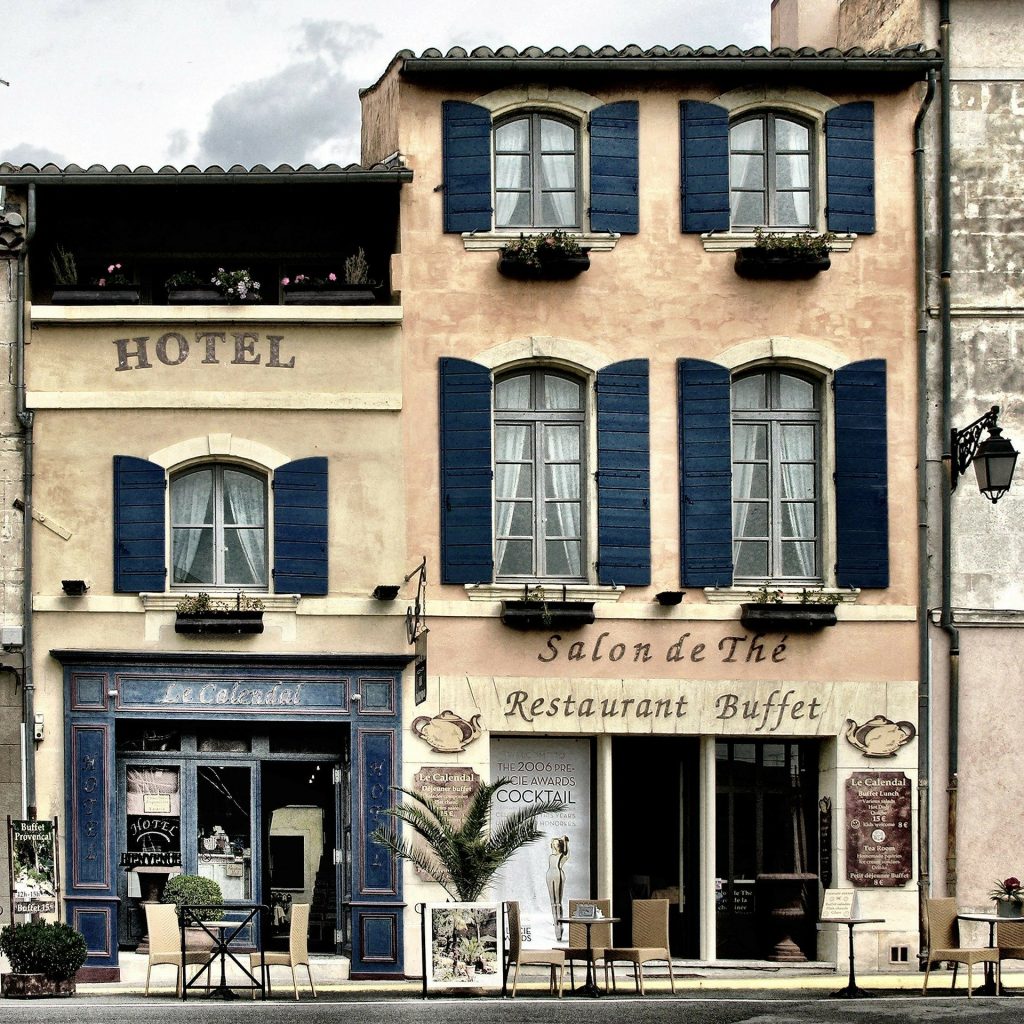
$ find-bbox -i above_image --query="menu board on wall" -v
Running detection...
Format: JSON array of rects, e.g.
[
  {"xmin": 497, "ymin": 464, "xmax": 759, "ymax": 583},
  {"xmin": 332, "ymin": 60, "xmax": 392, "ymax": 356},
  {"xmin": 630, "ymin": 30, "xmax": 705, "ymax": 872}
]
[
  {"xmin": 845, "ymin": 771, "xmax": 912, "ymax": 887},
  {"xmin": 490, "ymin": 737, "xmax": 591, "ymax": 948}
]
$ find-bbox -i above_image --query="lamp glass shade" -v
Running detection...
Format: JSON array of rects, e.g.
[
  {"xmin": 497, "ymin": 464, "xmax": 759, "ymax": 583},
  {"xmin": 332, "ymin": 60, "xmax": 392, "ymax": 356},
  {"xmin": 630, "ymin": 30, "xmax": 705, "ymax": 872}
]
[{"xmin": 974, "ymin": 434, "xmax": 1018, "ymax": 502}]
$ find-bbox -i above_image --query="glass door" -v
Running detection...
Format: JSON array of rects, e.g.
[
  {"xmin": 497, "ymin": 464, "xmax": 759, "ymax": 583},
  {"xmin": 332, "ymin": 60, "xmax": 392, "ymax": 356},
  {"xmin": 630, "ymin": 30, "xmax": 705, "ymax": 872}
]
[{"xmin": 196, "ymin": 763, "xmax": 254, "ymax": 902}]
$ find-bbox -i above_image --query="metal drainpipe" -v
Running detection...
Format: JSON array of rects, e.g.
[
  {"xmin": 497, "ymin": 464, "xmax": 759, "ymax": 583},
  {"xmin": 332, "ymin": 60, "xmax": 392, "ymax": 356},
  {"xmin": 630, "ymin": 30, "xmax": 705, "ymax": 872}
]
[
  {"xmin": 914, "ymin": 68, "xmax": 937, "ymax": 962},
  {"xmin": 937, "ymin": 0, "xmax": 958, "ymax": 898},
  {"xmin": 15, "ymin": 183, "xmax": 36, "ymax": 819}
]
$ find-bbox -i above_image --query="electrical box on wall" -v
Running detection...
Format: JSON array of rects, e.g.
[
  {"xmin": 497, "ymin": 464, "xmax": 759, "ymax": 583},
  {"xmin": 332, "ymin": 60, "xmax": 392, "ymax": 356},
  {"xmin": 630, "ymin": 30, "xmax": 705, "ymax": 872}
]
[
  {"xmin": 1, "ymin": 625, "xmax": 23, "ymax": 648},
  {"xmin": 33, "ymin": 713, "xmax": 44, "ymax": 741}
]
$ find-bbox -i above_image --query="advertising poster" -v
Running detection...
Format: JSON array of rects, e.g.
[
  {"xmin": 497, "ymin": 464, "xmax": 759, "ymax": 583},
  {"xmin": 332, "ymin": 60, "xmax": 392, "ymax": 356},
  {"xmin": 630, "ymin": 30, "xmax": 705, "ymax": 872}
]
[
  {"xmin": 424, "ymin": 902, "xmax": 503, "ymax": 990},
  {"xmin": 490, "ymin": 737, "xmax": 591, "ymax": 948},
  {"xmin": 10, "ymin": 819, "xmax": 58, "ymax": 915}
]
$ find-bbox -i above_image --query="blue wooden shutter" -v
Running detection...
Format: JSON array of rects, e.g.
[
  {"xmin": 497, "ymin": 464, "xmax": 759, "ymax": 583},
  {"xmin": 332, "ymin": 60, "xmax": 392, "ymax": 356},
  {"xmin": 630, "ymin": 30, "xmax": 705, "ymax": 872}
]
[
  {"xmin": 442, "ymin": 100, "xmax": 492, "ymax": 233},
  {"xmin": 679, "ymin": 101, "xmax": 730, "ymax": 233},
  {"xmin": 113, "ymin": 455, "xmax": 166, "ymax": 593},
  {"xmin": 678, "ymin": 359, "xmax": 733, "ymax": 587},
  {"xmin": 273, "ymin": 457, "xmax": 328, "ymax": 595},
  {"xmin": 589, "ymin": 101, "xmax": 639, "ymax": 234},
  {"xmin": 596, "ymin": 359, "xmax": 650, "ymax": 585},
  {"xmin": 834, "ymin": 359, "xmax": 889, "ymax": 587},
  {"xmin": 826, "ymin": 101, "xmax": 875, "ymax": 234},
  {"xmin": 440, "ymin": 357, "xmax": 493, "ymax": 584}
]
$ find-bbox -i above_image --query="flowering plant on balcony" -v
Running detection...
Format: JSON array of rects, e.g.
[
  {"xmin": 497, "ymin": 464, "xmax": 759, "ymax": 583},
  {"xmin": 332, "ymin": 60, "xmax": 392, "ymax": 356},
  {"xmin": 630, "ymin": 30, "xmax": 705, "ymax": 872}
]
[
  {"xmin": 94, "ymin": 262, "xmax": 132, "ymax": 287},
  {"xmin": 211, "ymin": 267, "xmax": 261, "ymax": 301},
  {"xmin": 280, "ymin": 271, "xmax": 339, "ymax": 291},
  {"xmin": 989, "ymin": 877, "xmax": 1024, "ymax": 906}
]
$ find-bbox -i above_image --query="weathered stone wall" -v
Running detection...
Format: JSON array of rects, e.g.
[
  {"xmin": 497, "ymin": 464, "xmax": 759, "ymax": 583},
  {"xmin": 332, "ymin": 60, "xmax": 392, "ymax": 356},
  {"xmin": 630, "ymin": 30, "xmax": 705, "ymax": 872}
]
[{"xmin": 837, "ymin": 0, "xmax": 925, "ymax": 50}]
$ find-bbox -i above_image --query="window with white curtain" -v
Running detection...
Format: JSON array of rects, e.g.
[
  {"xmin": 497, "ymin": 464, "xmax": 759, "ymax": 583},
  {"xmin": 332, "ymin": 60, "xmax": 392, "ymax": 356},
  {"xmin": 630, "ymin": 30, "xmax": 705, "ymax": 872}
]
[
  {"xmin": 494, "ymin": 368, "xmax": 585, "ymax": 581},
  {"xmin": 731, "ymin": 368, "xmax": 821, "ymax": 582},
  {"xmin": 729, "ymin": 112, "xmax": 814, "ymax": 229},
  {"xmin": 494, "ymin": 112, "xmax": 580, "ymax": 229},
  {"xmin": 170, "ymin": 464, "xmax": 267, "ymax": 588}
]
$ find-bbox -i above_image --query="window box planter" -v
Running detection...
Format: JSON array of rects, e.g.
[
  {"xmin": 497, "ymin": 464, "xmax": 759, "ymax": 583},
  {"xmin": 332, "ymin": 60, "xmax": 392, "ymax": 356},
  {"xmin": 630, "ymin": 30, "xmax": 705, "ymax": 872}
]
[
  {"xmin": 739, "ymin": 603, "xmax": 837, "ymax": 633},
  {"xmin": 500, "ymin": 599, "xmax": 595, "ymax": 631},
  {"xmin": 497, "ymin": 253, "xmax": 591, "ymax": 281},
  {"xmin": 282, "ymin": 287, "xmax": 376, "ymax": 305},
  {"xmin": 51, "ymin": 285, "xmax": 141, "ymax": 305},
  {"xmin": 175, "ymin": 609, "xmax": 264, "ymax": 635},
  {"xmin": 166, "ymin": 287, "xmax": 234, "ymax": 305},
  {"xmin": 734, "ymin": 249, "xmax": 831, "ymax": 281}
]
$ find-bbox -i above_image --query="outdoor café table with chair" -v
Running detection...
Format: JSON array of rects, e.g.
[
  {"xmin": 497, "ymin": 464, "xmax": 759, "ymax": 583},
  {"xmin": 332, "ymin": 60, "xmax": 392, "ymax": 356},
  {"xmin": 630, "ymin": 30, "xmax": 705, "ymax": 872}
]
[
  {"xmin": 558, "ymin": 905, "xmax": 619, "ymax": 997},
  {"xmin": 957, "ymin": 910, "xmax": 1017, "ymax": 996},
  {"xmin": 180, "ymin": 903, "xmax": 267, "ymax": 1000}
]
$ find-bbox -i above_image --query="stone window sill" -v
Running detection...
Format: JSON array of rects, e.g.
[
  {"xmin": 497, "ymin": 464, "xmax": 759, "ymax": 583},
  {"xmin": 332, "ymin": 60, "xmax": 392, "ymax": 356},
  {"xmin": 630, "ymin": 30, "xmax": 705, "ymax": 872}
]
[
  {"xmin": 462, "ymin": 230, "xmax": 619, "ymax": 253},
  {"xmin": 700, "ymin": 231, "xmax": 856, "ymax": 254},
  {"xmin": 465, "ymin": 583, "xmax": 623, "ymax": 603},
  {"xmin": 702, "ymin": 586, "xmax": 860, "ymax": 605}
]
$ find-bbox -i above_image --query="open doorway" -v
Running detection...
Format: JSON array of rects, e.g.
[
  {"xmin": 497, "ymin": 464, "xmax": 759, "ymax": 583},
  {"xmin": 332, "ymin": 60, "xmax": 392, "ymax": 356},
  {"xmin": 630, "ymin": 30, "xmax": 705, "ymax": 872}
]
[{"xmin": 611, "ymin": 737, "xmax": 700, "ymax": 956}]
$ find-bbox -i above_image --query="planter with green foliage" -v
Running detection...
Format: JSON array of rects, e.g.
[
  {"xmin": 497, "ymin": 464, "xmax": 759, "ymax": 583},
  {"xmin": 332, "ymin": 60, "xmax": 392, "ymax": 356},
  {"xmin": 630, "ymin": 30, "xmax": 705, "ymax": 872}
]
[
  {"xmin": 739, "ymin": 586, "xmax": 839, "ymax": 633},
  {"xmin": 0, "ymin": 921, "xmax": 88, "ymax": 998},
  {"xmin": 497, "ymin": 231, "xmax": 591, "ymax": 281},
  {"xmin": 174, "ymin": 592, "xmax": 264, "ymax": 635},
  {"xmin": 162, "ymin": 873, "xmax": 224, "ymax": 920},
  {"xmin": 735, "ymin": 230, "xmax": 834, "ymax": 280},
  {"xmin": 371, "ymin": 778, "xmax": 561, "ymax": 901}
]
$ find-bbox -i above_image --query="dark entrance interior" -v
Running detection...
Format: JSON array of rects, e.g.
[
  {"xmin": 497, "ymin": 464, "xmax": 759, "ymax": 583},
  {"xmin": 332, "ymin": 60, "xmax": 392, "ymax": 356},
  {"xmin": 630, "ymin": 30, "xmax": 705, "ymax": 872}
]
[
  {"xmin": 611, "ymin": 737, "xmax": 700, "ymax": 957},
  {"xmin": 715, "ymin": 740, "xmax": 819, "ymax": 960}
]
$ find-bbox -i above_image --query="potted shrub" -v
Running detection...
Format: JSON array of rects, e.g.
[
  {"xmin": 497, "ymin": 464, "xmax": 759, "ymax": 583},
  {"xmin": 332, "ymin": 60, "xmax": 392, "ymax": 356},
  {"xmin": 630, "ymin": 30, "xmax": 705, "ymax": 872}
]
[
  {"xmin": 0, "ymin": 921, "xmax": 88, "ymax": 998},
  {"xmin": 500, "ymin": 585, "xmax": 595, "ymax": 631},
  {"xmin": 162, "ymin": 873, "xmax": 224, "ymax": 921},
  {"xmin": 282, "ymin": 247, "xmax": 378, "ymax": 305},
  {"xmin": 734, "ymin": 229, "xmax": 835, "ymax": 280},
  {"xmin": 739, "ymin": 585, "xmax": 840, "ymax": 633},
  {"xmin": 497, "ymin": 230, "xmax": 591, "ymax": 281},
  {"xmin": 174, "ymin": 592, "xmax": 264, "ymax": 635},
  {"xmin": 49, "ymin": 247, "xmax": 141, "ymax": 305},
  {"xmin": 990, "ymin": 877, "xmax": 1024, "ymax": 918}
]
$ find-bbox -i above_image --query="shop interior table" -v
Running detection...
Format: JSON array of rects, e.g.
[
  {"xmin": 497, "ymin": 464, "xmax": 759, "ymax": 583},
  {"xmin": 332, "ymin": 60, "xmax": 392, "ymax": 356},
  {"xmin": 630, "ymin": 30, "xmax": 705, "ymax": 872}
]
[
  {"xmin": 180, "ymin": 902, "xmax": 266, "ymax": 1000},
  {"xmin": 557, "ymin": 913, "xmax": 619, "ymax": 997},
  {"xmin": 824, "ymin": 917, "xmax": 885, "ymax": 998}
]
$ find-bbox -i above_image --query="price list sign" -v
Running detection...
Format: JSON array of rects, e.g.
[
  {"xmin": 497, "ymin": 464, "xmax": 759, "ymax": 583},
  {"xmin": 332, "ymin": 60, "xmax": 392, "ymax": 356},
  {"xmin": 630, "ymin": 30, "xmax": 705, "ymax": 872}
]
[{"xmin": 845, "ymin": 771, "xmax": 912, "ymax": 887}]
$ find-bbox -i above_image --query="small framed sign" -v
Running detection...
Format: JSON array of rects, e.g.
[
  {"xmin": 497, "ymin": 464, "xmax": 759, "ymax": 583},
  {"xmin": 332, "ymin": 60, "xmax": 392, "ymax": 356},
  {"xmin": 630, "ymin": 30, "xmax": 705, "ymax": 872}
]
[
  {"xmin": 574, "ymin": 902, "xmax": 597, "ymax": 919},
  {"xmin": 820, "ymin": 888, "xmax": 857, "ymax": 921}
]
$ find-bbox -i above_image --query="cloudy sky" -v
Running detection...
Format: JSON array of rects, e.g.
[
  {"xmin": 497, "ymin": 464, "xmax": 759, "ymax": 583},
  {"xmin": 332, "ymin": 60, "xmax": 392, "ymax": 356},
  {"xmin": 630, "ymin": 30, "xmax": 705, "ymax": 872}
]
[{"xmin": 2, "ymin": 0, "xmax": 769, "ymax": 170}]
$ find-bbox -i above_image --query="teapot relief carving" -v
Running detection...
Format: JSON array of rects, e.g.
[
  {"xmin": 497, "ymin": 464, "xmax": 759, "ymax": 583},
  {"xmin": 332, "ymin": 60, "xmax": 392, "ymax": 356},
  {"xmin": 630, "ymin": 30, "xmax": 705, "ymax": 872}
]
[
  {"xmin": 844, "ymin": 715, "xmax": 916, "ymax": 757},
  {"xmin": 411, "ymin": 710, "xmax": 483, "ymax": 752}
]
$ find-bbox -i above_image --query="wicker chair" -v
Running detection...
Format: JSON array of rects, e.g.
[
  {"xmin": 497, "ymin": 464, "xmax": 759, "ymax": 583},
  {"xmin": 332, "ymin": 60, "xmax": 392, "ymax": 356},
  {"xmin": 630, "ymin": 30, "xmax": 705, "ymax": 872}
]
[
  {"xmin": 250, "ymin": 902, "xmax": 316, "ymax": 999},
  {"xmin": 997, "ymin": 919, "xmax": 1024, "ymax": 985},
  {"xmin": 565, "ymin": 897, "xmax": 612, "ymax": 991},
  {"xmin": 144, "ymin": 902, "xmax": 211, "ymax": 997},
  {"xmin": 503, "ymin": 900, "xmax": 565, "ymax": 997},
  {"xmin": 602, "ymin": 898, "xmax": 675, "ymax": 995},
  {"xmin": 922, "ymin": 897, "xmax": 1000, "ymax": 998}
]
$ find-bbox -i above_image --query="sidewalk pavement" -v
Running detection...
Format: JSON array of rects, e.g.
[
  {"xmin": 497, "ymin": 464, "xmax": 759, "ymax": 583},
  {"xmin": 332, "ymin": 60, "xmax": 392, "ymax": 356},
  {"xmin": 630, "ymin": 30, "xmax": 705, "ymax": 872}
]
[{"xmin": 69, "ymin": 952, "xmax": 1024, "ymax": 999}]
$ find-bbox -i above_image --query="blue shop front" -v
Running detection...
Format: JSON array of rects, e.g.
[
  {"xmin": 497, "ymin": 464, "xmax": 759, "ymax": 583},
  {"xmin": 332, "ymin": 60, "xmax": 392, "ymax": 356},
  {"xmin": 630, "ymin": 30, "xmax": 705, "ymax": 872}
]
[{"xmin": 58, "ymin": 650, "xmax": 409, "ymax": 981}]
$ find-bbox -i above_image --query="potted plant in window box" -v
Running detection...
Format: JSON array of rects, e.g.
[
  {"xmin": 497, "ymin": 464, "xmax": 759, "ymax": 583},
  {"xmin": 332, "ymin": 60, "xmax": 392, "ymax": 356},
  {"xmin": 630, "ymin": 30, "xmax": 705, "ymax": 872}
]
[
  {"xmin": 739, "ymin": 585, "xmax": 839, "ymax": 633},
  {"xmin": 497, "ymin": 230, "xmax": 591, "ymax": 281},
  {"xmin": 0, "ymin": 921, "xmax": 88, "ymax": 998},
  {"xmin": 166, "ymin": 267, "xmax": 262, "ymax": 304},
  {"xmin": 282, "ymin": 247, "xmax": 378, "ymax": 305},
  {"xmin": 49, "ymin": 246, "xmax": 141, "ymax": 304},
  {"xmin": 734, "ymin": 229, "xmax": 834, "ymax": 281},
  {"xmin": 500, "ymin": 585, "xmax": 596, "ymax": 631},
  {"xmin": 174, "ymin": 592, "xmax": 265, "ymax": 634}
]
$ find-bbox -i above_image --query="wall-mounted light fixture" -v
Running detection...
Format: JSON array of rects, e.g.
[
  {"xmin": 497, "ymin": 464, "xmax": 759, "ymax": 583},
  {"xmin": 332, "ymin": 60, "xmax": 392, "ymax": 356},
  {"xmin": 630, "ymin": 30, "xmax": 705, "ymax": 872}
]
[
  {"xmin": 372, "ymin": 584, "xmax": 401, "ymax": 601},
  {"xmin": 61, "ymin": 579, "xmax": 89, "ymax": 596},
  {"xmin": 655, "ymin": 591, "xmax": 684, "ymax": 606},
  {"xmin": 950, "ymin": 405, "xmax": 1019, "ymax": 503}
]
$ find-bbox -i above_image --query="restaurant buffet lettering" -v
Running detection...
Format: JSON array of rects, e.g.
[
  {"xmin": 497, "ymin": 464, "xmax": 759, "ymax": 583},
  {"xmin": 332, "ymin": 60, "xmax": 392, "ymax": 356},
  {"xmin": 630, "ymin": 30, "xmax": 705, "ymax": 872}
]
[{"xmin": 112, "ymin": 331, "xmax": 295, "ymax": 371}]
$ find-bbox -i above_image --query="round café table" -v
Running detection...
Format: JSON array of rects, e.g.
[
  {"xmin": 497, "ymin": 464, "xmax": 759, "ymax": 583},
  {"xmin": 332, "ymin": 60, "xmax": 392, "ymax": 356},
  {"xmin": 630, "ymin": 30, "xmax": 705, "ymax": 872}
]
[
  {"xmin": 557, "ymin": 914, "xmax": 619, "ymax": 997},
  {"xmin": 957, "ymin": 911, "xmax": 1018, "ymax": 996},
  {"xmin": 824, "ymin": 917, "xmax": 885, "ymax": 998}
]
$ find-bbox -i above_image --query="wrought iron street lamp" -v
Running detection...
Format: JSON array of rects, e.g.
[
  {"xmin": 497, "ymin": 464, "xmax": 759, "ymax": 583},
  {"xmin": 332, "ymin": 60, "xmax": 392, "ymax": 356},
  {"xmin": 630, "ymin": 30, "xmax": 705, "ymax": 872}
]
[{"xmin": 950, "ymin": 405, "xmax": 1018, "ymax": 503}]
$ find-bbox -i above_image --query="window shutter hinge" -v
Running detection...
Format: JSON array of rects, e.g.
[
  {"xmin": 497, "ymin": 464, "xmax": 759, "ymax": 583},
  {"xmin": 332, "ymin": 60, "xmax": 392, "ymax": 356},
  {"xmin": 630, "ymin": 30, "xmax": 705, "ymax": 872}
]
[
  {"xmin": 333, "ymin": 847, "xmax": 343, "ymax": 865},
  {"xmin": 334, "ymin": 928, "xmax": 345, "ymax": 946},
  {"xmin": 333, "ymin": 766, "xmax": 343, "ymax": 785}
]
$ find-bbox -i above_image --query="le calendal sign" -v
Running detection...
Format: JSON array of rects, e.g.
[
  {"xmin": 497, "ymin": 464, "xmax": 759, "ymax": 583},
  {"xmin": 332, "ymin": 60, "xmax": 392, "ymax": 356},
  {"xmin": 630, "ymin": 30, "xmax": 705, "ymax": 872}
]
[{"xmin": 845, "ymin": 771, "xmax": 912, "ymax": 887}]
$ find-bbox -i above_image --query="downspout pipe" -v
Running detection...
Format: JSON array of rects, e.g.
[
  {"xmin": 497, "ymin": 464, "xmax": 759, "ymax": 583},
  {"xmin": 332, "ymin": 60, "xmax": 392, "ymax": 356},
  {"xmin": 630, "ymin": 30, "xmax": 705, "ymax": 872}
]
[
  {"xmin": 937, "ymin": 0, "xmax": 958, "ymax": 899},
  {"xmin": 915, "ymin": 67, "xmax": 937, "ymax": 961},
  {"xmin": 15, "ymin": 183, "xmax": 36, "ymax": 818}
]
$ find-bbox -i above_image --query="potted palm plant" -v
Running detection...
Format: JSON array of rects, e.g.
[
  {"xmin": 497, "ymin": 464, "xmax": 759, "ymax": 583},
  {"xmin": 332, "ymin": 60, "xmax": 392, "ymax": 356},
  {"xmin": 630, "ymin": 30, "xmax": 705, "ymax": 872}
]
[
  {"xmin": 0, "ymin": 921, "xmax": 88, "ymax": 998},
  {"xmin": 371, "ymin": 777, "xmax": 561, "ymax": 901},
  {"xmin": 734, "ymin": 229, "xmax": 835, "ymax": 280}
]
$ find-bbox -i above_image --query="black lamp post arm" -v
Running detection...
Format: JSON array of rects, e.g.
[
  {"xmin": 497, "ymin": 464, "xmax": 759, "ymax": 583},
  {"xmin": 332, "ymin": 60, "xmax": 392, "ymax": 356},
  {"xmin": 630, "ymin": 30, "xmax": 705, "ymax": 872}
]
[{"xmin": 950, "ymin": 405, "xmax": 1000, "ymax": 491}]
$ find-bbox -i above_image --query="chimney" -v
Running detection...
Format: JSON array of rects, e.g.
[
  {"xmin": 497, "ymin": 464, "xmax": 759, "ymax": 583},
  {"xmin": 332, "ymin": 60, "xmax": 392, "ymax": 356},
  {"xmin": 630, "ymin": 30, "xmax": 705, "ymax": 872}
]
[{"xmin": 771, "ymin": 0, "xmax": 840, "ymax": 49}]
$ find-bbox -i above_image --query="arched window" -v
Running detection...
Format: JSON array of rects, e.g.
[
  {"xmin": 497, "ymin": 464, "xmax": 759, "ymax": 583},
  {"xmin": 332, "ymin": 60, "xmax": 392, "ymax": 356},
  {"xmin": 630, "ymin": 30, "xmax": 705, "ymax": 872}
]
[
  {"xmin": 170, "ymin": 464, "xmax": 268, "ymax": 587},
  {"xmin": 731, "ymin": 368, "xmax": 821, "ymax": 582},
  {"xmin": 494, "ymin": 368, "xmax": 586, "ymax": 581},
  {"xmin": 494, "ymin": 112, "xmax": 580, "ymax": 229},
  {"xmin": 729, "ymin": 112, "xmax": 814, "ymax": 229}
]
